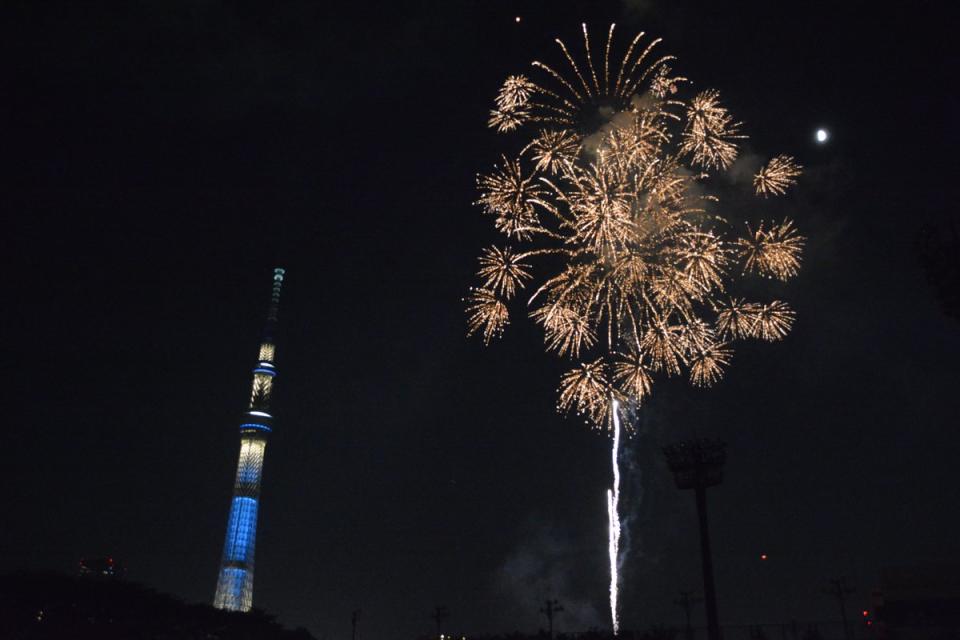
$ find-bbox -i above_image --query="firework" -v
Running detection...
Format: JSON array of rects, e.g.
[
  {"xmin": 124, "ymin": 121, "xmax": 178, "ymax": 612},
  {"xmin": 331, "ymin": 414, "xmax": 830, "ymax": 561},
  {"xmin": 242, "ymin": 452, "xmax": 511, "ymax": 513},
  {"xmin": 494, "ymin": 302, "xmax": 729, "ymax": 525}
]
[
  {"xmin": 496, "ymin": 75, "xmax": 537, "ymax": 110},
  {"xmin": 532, "ymin": 301, "xmax": 597, "ymax": 358},
  {"xmin": 737, "ymin": 220, "xmax": 804, "ymax": 281},
  {"xmin": 754, "ymin": 300, "xmax": 795, "ymax": 341},
  {"xmin": 488, "ymin": 106, "xmax": 530, "ymax": 133},
  {"xmin": 477, "ymin": 246, "xmax": 532, "ymax": 299},
  {"xmin": 680, "ymin": 90, "xmax": 745, "ymax": 170},
  {"xmin": 476, "ymin": 157, "xmax": 544, "ymax": 239},
  {"xmin": 716, "ymin": 298, "xmax": 761, "ymax": 339},
  {"xmin": 467, "ymin": 23, "xmax": 805, "ymax": 632},
  {"xmin": 689, "ymin": 341, "xmax": 732, "ymax": 387},
  {"xmin": 468, "ymin": 22, "xmax": 803, "ymax": 423},
  {"xmin": 557, "ymin": 358, "xmax": 611, "ymax": 426},
  {"xmin": 612, "ymin": 349, "xmax": 653, "ymax": 402},
  {"xmin": 525, "ymin": 129, "xmax": 582, "ymax": 174},
  {"xmin": 465, "ymin": 288, "xmax": 509, "ymax": 345},
  {"xmin": 755, "ymin": 155, "xmax": 802, "ymax": 197}
]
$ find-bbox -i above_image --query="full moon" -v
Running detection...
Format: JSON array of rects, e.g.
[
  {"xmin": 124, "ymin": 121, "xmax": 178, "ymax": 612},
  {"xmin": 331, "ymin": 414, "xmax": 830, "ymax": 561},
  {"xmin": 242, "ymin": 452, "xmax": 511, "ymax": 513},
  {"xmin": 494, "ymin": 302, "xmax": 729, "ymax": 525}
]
[{"xmin": 816, "ymin": 128, "xmax": 829, "ymax": 143}]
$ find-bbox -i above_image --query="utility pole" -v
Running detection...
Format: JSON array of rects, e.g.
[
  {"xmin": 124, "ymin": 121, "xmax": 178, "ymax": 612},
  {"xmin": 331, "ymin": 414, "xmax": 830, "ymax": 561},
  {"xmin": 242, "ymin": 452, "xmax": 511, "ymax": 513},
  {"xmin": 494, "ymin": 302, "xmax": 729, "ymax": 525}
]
[
  {"xmin": 675, "ymin": 590, "xmax": 702, "ymax": 640},
  {"xmin": 824, "ymin": 577, "xmax": 854, "ymax": 640},
  {"xmin": 351, "ymin": 609, "xmax": 360, "ymax": 640},
  {"xmin": 432, "ymin": 605, "xmax": 449, "ymax": 639},
  {"xmin": 540, "ymin": 599, "xmax": 564, "ymax": 639}
]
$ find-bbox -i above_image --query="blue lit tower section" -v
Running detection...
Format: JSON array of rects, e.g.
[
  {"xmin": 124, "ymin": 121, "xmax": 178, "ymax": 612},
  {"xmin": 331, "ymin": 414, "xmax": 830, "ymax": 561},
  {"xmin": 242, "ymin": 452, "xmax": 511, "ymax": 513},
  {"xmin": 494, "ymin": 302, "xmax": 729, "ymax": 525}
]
[{"xmin": 213, "ymin": 268, "xmax": 285, "ymax": 612}]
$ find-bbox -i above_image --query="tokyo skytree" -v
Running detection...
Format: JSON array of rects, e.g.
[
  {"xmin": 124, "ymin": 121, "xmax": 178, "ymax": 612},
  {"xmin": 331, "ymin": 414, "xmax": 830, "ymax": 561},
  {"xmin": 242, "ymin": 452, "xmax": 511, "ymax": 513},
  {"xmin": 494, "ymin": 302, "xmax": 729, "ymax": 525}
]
[{"xmin": 213, "ymin": 268, "xmax": 286, "ymax": 612}]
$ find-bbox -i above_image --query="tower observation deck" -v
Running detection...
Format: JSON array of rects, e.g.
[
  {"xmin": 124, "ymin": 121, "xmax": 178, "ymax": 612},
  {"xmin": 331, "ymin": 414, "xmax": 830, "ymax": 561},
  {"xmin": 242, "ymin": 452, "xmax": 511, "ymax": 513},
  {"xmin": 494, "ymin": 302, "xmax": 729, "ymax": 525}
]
[{"xmin": 213, "ymin": 268, "xmax": 286, "ymax": 612}]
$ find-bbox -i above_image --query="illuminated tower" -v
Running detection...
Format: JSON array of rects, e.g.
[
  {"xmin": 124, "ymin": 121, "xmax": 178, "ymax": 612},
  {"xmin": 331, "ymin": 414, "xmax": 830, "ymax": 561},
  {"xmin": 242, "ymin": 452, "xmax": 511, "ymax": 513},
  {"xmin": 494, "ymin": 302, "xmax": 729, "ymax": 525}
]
[{"xmin": 213, "ymin": 268, "xmax": 286, "ymax": 612}]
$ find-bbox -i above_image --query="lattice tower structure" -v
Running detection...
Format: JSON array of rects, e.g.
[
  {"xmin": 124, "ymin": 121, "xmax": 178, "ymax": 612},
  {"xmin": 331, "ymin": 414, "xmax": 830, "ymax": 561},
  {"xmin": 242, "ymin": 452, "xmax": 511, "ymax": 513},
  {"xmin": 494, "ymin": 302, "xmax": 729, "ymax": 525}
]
[{"xmin": 213, "ymin": 267, "xmax": 286, "ymax": 612}]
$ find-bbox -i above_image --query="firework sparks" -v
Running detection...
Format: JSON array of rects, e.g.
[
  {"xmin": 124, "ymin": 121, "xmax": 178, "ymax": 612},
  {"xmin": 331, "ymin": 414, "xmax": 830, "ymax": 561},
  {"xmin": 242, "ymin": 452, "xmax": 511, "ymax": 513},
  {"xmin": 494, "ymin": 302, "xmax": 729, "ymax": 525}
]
[
  {"xmin": 737, "ymin": 220, "xmax": 804, "ymax": 281},
  {"xmin": 465, "ymin": 288, "xmax": 509, "ymax": 345},
  {"xmin": 477, "ymin": 246, "xmax": 532, "ymax": 299},
  {"xmin": 532, "ymin": 301, "xmax": 597, "ymax": 358},
  {"xmin": 488, "ymin": 107, "xmax": 530, "ymax": 133},
  {"xmin": 716, "ymin": 298, "xmax": 761, "ymax": 339},
  {"xmin": 755, "ymin": 155, "xmax": 803, "ymax": 197},
  {"xmin": 613, "ymin": 349, "xmax": 653, "ymax": 403},
  {"xmin": 754, "ymin": 300, "xmax": 795, "ymax": 341},
  {"xmin": 468, "ymin": 17, "xmax": 806, "ymax": 435},
  {"xmin": 681, "ymin": 90, "xmax": 745, "ymax": 170},
  {"xmin": 476, "ymin": 156, "xmax": 545, "ymax": 239},
  {"xmin": 689, "ymin": 340, "xmax": 732, "ymax": 387},
  {"xmin": 525, "ymin": 129, "xmax": 582, "ymax": 174},
  {"xmin": 558, "ymin": 358, "xmax": 611, "ymax": 426},
  {"xmin": 467, "ymin": 23, "xmax": 806, "ymax": 633},
  {"xmin": 496, "ymin": 75, "xmax": 537, "ymax": 110}
]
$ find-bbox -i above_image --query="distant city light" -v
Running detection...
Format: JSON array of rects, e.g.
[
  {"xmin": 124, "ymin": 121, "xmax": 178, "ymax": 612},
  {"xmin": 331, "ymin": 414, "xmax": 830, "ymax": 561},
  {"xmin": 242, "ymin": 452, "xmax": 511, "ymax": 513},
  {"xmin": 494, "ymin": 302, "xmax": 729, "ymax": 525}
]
[{"xmin": 816, "ymin": 128, "xmax": 829, "ymax": 143}]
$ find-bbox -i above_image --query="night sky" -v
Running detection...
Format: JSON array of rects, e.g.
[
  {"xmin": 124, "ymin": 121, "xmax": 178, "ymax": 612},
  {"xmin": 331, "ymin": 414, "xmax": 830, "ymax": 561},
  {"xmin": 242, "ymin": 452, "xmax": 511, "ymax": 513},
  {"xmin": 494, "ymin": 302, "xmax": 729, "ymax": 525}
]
[{"xmin": 3, "ymin": 1, "xmax": 959, "ymax": 638}]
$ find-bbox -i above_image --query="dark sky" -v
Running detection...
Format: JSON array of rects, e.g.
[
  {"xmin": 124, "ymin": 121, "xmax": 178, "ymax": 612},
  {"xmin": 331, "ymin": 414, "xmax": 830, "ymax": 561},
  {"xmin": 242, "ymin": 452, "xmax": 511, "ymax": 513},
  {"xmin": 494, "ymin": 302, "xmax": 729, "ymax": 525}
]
[{"xmin": 3, "ymin": 1, "xmax": 959, "ymax": 638}]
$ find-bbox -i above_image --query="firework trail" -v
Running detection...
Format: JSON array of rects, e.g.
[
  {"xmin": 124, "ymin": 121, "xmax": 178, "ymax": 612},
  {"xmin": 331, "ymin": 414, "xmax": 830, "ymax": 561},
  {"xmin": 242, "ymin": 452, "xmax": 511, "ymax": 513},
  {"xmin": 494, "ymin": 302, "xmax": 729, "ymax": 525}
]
[
  {"xmin": 466, "ymin": 22, "xmax": 805, "ymax": 634},
  {"xmin": 606, "ymin": 399, "xmax": 622, "ymax": 634}
]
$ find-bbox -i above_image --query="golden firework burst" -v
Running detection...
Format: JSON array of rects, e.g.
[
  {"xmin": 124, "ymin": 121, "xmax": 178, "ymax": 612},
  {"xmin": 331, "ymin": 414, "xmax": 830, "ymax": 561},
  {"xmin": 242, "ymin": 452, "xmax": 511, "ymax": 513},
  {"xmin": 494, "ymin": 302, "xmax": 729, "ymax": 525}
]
[
  {"xmin": 477, "ymin": 246, "xmax": 533, "ymax": 299},
  {"xmin": 496, "ymin": 75, "xmax": 537, "ymax": 110},
  {"xmin": 612, "ymin": 350, "xmax": 653, "ymax": 402},
  {"xmin": 737, "ymin": 219, "xmax": 804, "ymax": 281},
  {"xmin": 689, "ymin": 341, "xmax": 732, "ymax": 387},
  {"xmin": 680, "ymin": 90, "xmax": 745, "ymax": 170},
  {"xmin": 476, "ymin": 156, "xmax": 544, "ymax": 239},
  {"xmin": 755, "ymin": 155, "xmax": 803, "ymax": 197},
  {"xmin": 558, "ymin": 358, "xmax": 616, "ymax": 427},
  {"xmin": 467, "ymin": 24, "xmax": 805, "ymax": 430},
  {"xmin": 465, "ymin": 288, "xmax": 509, "ymax": 345},
  {"xmin": 754, "ymin": 300, "xmax": 795, "ymax": 341}
]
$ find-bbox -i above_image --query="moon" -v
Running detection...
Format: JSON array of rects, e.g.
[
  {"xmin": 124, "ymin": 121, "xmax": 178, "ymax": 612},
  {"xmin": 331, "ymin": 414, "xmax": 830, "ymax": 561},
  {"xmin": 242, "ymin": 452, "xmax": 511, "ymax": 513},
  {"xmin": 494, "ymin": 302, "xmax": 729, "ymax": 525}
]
[{"xmin": 816, "ymin": 128, "xmax": 829, "ymax": 143}]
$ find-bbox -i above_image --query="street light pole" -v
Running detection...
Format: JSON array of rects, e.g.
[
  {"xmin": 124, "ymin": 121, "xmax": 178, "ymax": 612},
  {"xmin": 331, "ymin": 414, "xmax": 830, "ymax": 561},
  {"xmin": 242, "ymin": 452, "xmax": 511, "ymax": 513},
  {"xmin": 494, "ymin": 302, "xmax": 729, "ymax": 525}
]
[
  {"xmin": 432, "ymin": 605, "xmax": 449, "ymax": 639},
  {"xmin": 675, "ymin": 590, "xmax": 702, "ymax": 640},
  {"xmin": 825, "ymin": 577, "xmax": 855, "ymax": 640},
  {"xmin": 663, "ymin": 439, "xmax": 727, "ymax": 640}
]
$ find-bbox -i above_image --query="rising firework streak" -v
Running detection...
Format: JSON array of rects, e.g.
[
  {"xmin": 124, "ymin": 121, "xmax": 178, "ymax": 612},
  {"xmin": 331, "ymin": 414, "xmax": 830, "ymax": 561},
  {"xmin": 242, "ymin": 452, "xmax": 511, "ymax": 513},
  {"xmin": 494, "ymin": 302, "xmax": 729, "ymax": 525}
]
[{"xmin": 607, "ymin": 399, "xmax": 622, "ymax": 634}]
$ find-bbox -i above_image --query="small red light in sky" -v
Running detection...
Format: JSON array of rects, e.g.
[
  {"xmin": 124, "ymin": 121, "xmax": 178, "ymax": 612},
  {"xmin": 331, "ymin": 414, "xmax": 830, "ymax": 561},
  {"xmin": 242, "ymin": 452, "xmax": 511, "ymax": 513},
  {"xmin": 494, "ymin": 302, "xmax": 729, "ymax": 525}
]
[
  {"xmin": 862, "ymin": 610, "xmax": 869, "ymax": 617},
  {"xmin": 760, "ymin": 553, "xmax": 768, "ymax": 561}
]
